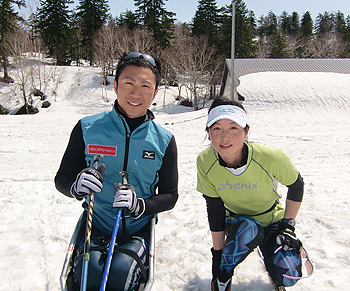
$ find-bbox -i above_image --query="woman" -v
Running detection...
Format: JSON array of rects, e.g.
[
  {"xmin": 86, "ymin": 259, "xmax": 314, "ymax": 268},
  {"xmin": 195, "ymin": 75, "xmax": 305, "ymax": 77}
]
[{"xmin": 196, "ymin": 97, "xmax": 305, "ymax": 291}]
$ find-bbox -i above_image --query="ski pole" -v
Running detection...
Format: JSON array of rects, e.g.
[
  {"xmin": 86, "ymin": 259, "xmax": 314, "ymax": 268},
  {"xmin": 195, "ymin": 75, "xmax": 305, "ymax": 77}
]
[
  {"xmin": 81, "ymin": 154, "xmax": 104, "ymax": 291},
  {"xmin": 99, "ymin": 171, "xmax": 127, "ymax": 291}
]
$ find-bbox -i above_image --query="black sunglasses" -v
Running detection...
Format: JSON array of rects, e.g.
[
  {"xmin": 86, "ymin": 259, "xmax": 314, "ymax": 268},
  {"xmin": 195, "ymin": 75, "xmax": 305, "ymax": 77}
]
[{"xmin": 123, "ymin": 52, "xmax": 157, "ymax": 68}]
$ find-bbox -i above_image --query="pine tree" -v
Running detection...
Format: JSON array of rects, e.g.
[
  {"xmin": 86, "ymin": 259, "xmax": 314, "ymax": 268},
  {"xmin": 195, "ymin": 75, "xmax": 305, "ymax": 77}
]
[
  {"xmin": 315, "ymin": 12, "xmax": 333, "ymax": 34},
  {"xmin": 280, "ymin": 11, "xmax": 291, "ymax": 35},
  {"xmin": 217, "ymin": 0, "xmax": 257, "ymax": 58},
  {"xmin": 76, "ymin": 0, "xmax": 110, "ymax": 64},
  {"xmin": 290, "ymin": 12, "xmax": 300, "ymax": 37},
  {"xmin": 116, "ymin": 9, "xmax": 140, "ymax": 30},
  {"xmin": 134, "ymin": 0, "xmax": 176, "ymax": 48},
  {"xmin": 334, "ymin": 11, "xmax": 347, "ymax": 36},
  {"xmin": 346, "ymin": 16, "xmax": 350, "ymax": 42},
  {"xmin": 191, "ymin": 0, "xmax": 220, "ymax": 47},
  {"xmin": 268, "ymin": 31, "xmax": 288, "ymax": 58},
  {"xmin": 300, "ymin": 11, "xmax": 313, "ymax": 38},
  {"xmin": 0, "ymin": 0, "xmax": 25, "ymax": 82},
  {"xmin": 266, "ymin": 11, "xmax": 278, "ymax": 36},
  {"xmin": 36, "ymin": 0, "xmax": 73, "ymax": 65}
]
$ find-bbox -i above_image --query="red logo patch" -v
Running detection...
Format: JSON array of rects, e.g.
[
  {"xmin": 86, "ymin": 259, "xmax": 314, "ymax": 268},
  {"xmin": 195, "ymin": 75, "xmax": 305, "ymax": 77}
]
[{"xmin": 88, "ymin": 144, "xmax": 117, "ymax": 156}]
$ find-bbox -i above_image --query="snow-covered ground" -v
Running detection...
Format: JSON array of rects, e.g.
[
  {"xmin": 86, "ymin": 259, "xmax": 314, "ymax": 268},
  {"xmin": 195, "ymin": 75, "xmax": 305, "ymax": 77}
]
[{"xmin": 0, "ymin": 65, "xmax": 349, "ymax": 291}]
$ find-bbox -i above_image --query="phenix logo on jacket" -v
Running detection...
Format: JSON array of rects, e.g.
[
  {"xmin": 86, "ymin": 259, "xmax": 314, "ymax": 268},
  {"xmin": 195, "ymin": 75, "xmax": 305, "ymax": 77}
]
[{"xmin": 197, "ymin": 142, "xmax": 300, "ymax": 227}]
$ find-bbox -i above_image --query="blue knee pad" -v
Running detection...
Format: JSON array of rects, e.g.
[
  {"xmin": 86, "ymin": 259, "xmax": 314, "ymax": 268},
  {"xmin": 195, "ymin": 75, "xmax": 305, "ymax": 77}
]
[
  {"xmin": 272, "ymin": 244, "xmax": 301, "ymax": 287},
  {"xmin": 220, "ymin": 216, "xmax": 264, "ymax": 275}
]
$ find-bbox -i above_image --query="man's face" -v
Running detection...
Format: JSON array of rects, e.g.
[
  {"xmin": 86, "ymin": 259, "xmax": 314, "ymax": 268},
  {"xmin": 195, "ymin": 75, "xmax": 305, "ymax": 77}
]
[{"xmin": 114, "ymin": 65, "xmax": 158, "ymax": 118}]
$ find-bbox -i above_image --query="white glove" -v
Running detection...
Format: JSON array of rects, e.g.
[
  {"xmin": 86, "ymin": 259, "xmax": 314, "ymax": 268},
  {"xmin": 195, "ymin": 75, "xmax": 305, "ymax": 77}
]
[
  {"xmin": 70, "ymin": 165, "xmax": 105, "ymax": 200},
  {"xmin": 113, "ymin": 183, "xmax": 144, "ymax": 218}
]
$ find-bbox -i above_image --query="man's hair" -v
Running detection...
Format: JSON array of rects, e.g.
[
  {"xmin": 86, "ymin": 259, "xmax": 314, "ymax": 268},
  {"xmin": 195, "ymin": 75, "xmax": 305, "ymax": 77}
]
[{"xmin": 115, "ymin": 52, "xmax": 162, "ymax": 88}]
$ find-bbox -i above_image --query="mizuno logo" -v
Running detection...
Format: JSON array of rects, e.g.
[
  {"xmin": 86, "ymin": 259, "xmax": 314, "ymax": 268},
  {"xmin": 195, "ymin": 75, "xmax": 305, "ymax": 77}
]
[
  {"xmin": 143, "ymin": 150, "xmax": 155, "ymax": 160},
  {"xmin": 218, "ymin": 181, "xmax": 258, "ymax": 191}
]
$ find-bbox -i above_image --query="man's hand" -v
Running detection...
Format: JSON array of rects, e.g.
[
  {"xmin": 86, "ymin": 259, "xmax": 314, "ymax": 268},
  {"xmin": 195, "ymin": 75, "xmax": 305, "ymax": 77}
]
[
  {"xmin": 113, "ymin": 183, "xmax": 145, "ymax": 218},
  {"xmin": 70, "ymin": 164, "xmax": 105, "ymax": 200},
  {"xmin": 276, "ymin": 219, "xmax": 302, "ymax": 251}
]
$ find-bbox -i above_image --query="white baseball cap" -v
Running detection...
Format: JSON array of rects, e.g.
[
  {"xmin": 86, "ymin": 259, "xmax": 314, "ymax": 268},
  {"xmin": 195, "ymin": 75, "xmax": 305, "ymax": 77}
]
[{"xmin": 206, "ymin": 105, "xmax": 247, "ymax": 128}]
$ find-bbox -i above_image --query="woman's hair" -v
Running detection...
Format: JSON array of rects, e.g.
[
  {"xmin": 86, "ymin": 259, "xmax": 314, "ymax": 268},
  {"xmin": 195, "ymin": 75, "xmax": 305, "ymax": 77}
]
[
  {"xmin": 208, "ymin": 96, "xmax": 246, "ymax": 113},
  {"xmin": 115, "ymin": 52, "xmax": 162, "ymax": 88},
  {"xmin": 206, "ymin": 96, "xmax": 249, "ymax": 132}
]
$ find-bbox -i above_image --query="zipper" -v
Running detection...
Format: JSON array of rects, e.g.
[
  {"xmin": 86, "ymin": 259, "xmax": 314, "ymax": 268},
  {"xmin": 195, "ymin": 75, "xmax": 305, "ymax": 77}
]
[
  {"xmin": 123, "ymin": 133, "xmax": 130, "ymax": 172},
  {"xmin": 120, "ymin": 118, "xmax": 130, "ymax": 236}
]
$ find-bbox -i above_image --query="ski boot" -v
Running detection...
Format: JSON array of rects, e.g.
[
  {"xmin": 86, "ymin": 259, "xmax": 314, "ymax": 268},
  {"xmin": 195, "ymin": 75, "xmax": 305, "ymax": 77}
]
[
  {"xmin": 211, "ymin": 278, "xmax": 232, "ymax": 291},
  {"xmin": 270, "ymin": 278, "xmax": 286, "ymax": 291}
]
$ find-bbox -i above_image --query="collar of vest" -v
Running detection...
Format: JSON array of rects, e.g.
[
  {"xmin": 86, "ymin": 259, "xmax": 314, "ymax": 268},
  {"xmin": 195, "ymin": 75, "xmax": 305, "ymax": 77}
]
[{"xmin": 113, "ymin": 100, "xmax": 155, "ymax": 121}]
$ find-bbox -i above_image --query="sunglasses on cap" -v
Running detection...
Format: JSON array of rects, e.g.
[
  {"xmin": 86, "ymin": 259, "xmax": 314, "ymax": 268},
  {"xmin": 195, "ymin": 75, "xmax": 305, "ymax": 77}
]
[
  {"xmin": 123, "ymin": 52, "xmax": 157, "ymax": 68},
  {"xmin": 274, "ymin": 246, "xmax": 314, "ymax": 280}
]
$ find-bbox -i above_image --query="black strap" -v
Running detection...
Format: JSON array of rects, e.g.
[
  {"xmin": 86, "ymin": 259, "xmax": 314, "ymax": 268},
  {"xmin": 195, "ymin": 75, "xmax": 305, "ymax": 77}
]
[
  {"xmin": 115, "ymin": 248, "xmax": 148, "ymax": 282},
  {"xmin": 89, "ymin": 244, "xmax": 148, "ymax": 282},
  {"xmin": 228, "ymin": 200, "xmax": 279, "ymax": 217}
]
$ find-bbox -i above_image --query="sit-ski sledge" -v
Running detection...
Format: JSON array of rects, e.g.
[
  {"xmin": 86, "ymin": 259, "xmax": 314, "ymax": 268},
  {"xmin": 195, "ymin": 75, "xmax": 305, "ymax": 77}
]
[{"xmin": 59, "ymin": 213, "xmax": 156, "ymax": 291}]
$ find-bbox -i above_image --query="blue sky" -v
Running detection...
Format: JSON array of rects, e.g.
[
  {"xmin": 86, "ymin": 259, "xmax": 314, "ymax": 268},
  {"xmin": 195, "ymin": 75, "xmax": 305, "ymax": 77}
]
[
  {"xmin": 20, "ymin": 0, "xmax": 350, "ymax": 23},
  {"xmin": 108, "ymin": 0, "xmax": 350, "ymax": 23}
]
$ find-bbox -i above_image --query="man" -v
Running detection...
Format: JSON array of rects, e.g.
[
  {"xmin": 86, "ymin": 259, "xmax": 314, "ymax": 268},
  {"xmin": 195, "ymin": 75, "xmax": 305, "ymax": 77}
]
[{"xmin": 55, "ymin": 52, "xmax": 178, "ymax": 291}]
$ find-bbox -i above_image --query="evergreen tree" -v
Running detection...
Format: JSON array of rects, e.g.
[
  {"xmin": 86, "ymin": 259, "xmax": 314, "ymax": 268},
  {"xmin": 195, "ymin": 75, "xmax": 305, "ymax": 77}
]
[
  {"xmin": 134, "ymin": 0, "xmax": 176, "ymax": 48},
  {"xmin": 217, "ymin": 0, "xmax": 257, "ymax": 58},
  {"xmin": 191, "ymin": 0, "xmax": 220, "ymax": 47},
  {"xmin": 0, "ymin": 0, "xmax": 25, "ymax": 81},
  {"xmin": 346, "ymin": 15, "xmax": 350, "ymax": 41},
  {"xmin": 76, "ymin": 0, "xmax": 110, "ymax": 64},
  {"xmin": 116, "ymin": 9, "xmax": 140, "ymax": 30},
  {"xmin": 256, "ymin": 15, "xmax": 267, "ymax": 38},
  {"xmin": 315, "ymin": 12, "xmax": 333, "ymax": 34},
  {"xmin": 268, "ymin": 31, "xmax": 288, "ymax": 58},
  {"xmin": 290, "ymin": 12, "xmax": 300, "ymax": 37},
  {"xmin": 280, "ymin": 11, "xmax": 291, "ymax": 35},
  {"xmin": 36, "ymin": 0, "xmax": 73, "ymax": 65},
  {"xmin": 266, "ymin": 11, "xmax": 278, "ymax": 36},
  {"xmin": 334, "ymin": 11, "xmax": 347, "ymax": 35},
  {"xmin": 248, "ymin": 10, "xmax": 257, "ymax": 37},
  {"xmin": 69, "ymin": 11, "xmax": 84, "ymax": 65},
  {"xmin": 300, "ymin": 11, "xmax": 313, "ymax": 38}
]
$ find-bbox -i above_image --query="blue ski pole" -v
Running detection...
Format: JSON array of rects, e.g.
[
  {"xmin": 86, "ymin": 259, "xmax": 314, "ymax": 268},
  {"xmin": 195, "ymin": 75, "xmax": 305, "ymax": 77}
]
[
  {"xmin": 99, "ymin": 171, "xmax": 128, "ymax": 291},
  {"xmin": 81, "ymin": 154, "xmax": 104, "ymax": 291}
]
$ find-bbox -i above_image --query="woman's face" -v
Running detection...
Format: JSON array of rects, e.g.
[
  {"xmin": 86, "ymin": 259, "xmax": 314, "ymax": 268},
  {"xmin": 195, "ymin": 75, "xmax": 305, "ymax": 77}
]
[{"xmin": 208, "ymin": 118, "xmax": 248, "ymax": 167}]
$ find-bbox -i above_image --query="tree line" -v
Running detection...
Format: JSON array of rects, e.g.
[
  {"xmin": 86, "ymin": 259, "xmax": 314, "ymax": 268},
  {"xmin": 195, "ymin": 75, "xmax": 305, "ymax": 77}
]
[{"xmin": 1, "ymin": 0, "xmax": 350, "ymax": 110}]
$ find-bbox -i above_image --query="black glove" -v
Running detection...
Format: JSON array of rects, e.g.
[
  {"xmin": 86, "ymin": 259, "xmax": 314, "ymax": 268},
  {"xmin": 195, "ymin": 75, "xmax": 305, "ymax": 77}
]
[
  {"xmin": 276, "ymin": 219, "xmax": 302, "ymax": 251},
  {"xmin": 113, "ymin": 183, "xmax": 145, "ymax": 218},
  {"xmin": 211, "ymin": 248, "xmax": 223, "ymax": 282},
  {"xmin": 70, "ymin": 164, "xmax": 106, "ymax": 200}
]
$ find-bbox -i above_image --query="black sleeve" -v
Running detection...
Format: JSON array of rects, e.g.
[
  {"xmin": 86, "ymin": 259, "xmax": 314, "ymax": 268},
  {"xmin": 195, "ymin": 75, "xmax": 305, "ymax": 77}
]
[
  {"xmin": 203, "ymin": 195, "xmax": 226, "ymax": 232},
  {"xmin": 286, "ymin": 173, "xmax": 304, "ymax": 202},
  {"xmin": 143, "ymin": 135, "xmax": 179, "ymax": 215},
  {"xmin": 54, "ymin": 121, "xmax": 87, "ymax": 197}
]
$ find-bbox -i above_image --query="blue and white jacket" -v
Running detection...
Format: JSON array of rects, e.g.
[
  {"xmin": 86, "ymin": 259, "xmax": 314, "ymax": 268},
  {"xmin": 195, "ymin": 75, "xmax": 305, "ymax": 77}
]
[{"xmin": 55, "ymin": 101, "xmax": 178, "ymax": 236}]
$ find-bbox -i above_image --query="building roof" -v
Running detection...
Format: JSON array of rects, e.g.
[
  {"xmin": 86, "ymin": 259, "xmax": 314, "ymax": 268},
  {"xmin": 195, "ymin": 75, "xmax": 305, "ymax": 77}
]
[
  {"xmin": 230, "ymin": 58, "xmax": 350, "ymax": 78},
  {"xmin": 220, "ymin": 58, "xmax": 350, "ymax": 98}
]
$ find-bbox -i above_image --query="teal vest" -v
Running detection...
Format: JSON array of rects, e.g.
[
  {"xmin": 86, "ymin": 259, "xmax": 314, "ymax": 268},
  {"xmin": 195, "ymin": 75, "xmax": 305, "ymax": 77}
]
[{"xmin": 81, "ymin": 108, "xmax": 173, "ymax": 235}]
